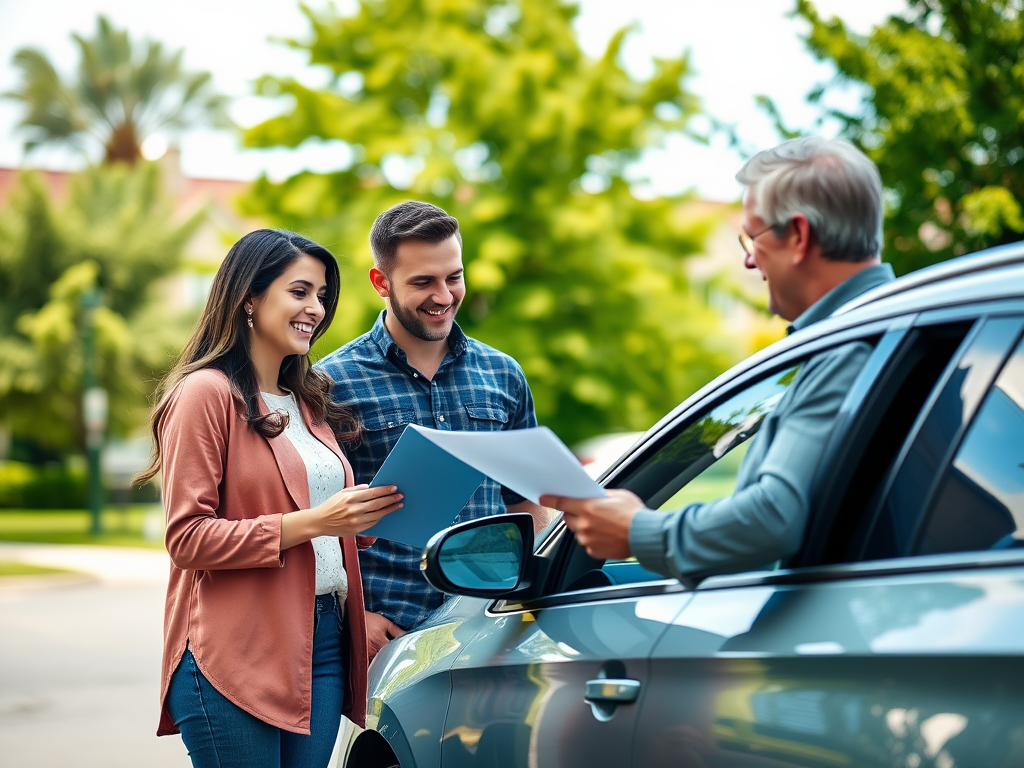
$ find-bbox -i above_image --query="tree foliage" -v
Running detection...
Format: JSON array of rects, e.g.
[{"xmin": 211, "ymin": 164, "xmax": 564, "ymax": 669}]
[
  {"xmin": 795, "ymin": 0, "xmax": 1024, "ymax": 275},
  {"xmin": 242, "ymin": 0, "xmax": 737, "ymax": 443},
  {"xmin": 5, "ymin": 15, "xmax": 231, "ymax": 164},
  {"xmin": 0, "ymin": 164, "xmax": 202, "ymax": 452}
]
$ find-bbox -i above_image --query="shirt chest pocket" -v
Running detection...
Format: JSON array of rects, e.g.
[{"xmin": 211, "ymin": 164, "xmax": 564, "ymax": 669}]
[
  {"xmin": 464, "ymin": 403, "xmax": 510, "ymax": 430},
  {"xmin": 362, "ymin": 408, "xmax": 416, "ymax": 433}
]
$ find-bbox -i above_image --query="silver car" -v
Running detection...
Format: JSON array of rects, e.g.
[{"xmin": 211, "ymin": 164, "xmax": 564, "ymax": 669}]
[{"xmin": 346, "ymin": 245, "xmax": 1024, "ymax": 768}]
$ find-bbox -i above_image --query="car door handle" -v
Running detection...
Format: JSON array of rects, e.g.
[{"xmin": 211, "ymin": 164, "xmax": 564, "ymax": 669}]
[{"xmin": 584, "ymin": 678, "xmax": 641, "ymax": 704}]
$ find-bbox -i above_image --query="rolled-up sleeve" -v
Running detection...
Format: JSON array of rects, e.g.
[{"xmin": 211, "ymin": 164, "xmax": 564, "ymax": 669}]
[
  {"xmin": 630, "ymin": 342, "xmax": 872, "ymax": 584},
  {"xmin": 160, "ymin": 372, "xmax": 284, "ymax": 571}
]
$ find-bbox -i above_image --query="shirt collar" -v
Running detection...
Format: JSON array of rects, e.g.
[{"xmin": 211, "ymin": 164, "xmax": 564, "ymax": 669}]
[
  {"xmin": 787, "ymin": 262, "xmax": 896, "ymax": 335},
  {"xmin": 368, "ymin": 309, "xmax": 469, "ymax": 359},
  {"xmin": 368, "ymin": 310, "xmax": 397, "ymax": 357}
]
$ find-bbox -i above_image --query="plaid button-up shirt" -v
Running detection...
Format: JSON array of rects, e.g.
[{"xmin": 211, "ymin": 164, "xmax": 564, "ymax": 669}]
[{"xmin": 315, "ymin": 311, "xmax": 537, "ymax": 629}]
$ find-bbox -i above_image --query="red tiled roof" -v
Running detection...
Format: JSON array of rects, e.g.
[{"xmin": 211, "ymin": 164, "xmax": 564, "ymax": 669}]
[
  {"xmin": 0, "ymin": 166, "xmax": 72, "ymax": 206},
  {"xmin": 0, "ymin": 165, "xmax": 251, "ymax": 221},
  {"xmin": 173, "ymin": 176, "xmax": 251, "ymax": 219}
]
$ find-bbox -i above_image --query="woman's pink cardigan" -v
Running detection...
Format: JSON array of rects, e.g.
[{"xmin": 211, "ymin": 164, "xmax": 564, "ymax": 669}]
[{"xmin": 156, "ymin": 368, "xmax": 368, "ymax": 736}]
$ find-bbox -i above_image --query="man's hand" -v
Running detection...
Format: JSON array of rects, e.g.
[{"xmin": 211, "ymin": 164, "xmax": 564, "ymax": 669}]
[
  {"xmin": 364, "ymin": 610, "xmax": 406, "ymax": 661},
  {"xmin": 539, "ymin": 489, "xmax": 648, "ymax": 560}
]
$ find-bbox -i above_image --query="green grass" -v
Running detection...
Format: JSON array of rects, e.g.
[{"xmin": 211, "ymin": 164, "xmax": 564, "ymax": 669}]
[
  {"xmin": 0, "ymin": 560, "xmax": 77, "ymax": 577},
  {"xmin": 0, "ymin": 506, "xmax": 164, "ymax": 548}
]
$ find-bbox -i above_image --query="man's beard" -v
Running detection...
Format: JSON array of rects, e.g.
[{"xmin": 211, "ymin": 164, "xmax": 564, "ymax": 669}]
[{"xmin": 389, "ymin": 296, "xmax": 459, "ymax": 342}]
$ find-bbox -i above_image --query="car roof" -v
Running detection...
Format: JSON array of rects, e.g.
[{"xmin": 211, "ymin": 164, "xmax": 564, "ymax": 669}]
[
  {"xmin": 638, "ymin": 242, "xmax": 1024, "ymax": 447},
  {"xmin": 835, "ymin": 241, "xmax": 1024, "ymax": 318}
]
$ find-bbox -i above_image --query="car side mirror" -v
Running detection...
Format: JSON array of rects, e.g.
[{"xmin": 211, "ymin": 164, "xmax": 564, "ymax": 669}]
[{"xmin": 420, "ymin": 513, "xmax": 543, "ymax": 598}]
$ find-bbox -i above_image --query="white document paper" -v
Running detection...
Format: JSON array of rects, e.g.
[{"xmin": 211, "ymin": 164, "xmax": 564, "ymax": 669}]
[{"xmin": 408, "ymin": 424, "xmax": 607, "ymax": 504}]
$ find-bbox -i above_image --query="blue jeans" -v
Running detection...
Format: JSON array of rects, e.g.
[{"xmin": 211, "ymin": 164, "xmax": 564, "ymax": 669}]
[{"xmin": 167, "ymin": 593, "xmax": 345, "ymax": 768}]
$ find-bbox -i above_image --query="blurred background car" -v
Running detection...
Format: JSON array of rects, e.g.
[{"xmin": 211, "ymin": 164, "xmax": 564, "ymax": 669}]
[{"xmin": 571, "ymin": 432, "xmax": 645, "ymax": 478}]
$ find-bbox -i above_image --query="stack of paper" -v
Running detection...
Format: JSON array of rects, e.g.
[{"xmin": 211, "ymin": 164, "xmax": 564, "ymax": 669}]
[{"xmin": 365, "ymin": 425, "xmax": 605, "ymax": 547}]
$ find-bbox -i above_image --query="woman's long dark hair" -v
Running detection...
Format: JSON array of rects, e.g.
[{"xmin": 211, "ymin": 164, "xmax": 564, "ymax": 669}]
[{"xmin": 135, "ymin": 229, "xmax": 361, "ymax": 485}]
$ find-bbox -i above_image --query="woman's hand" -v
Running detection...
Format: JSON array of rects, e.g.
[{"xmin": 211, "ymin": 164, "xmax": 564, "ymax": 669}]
[
  {"xmin": 280, "ymin": 484, "xmax": 402, "ymax": 550},
  {"xmin": 313, "ymin": 484, "xmax": 403, "ymax": 538}
]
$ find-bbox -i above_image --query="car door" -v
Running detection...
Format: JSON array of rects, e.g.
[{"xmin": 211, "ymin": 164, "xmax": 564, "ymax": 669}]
[
  {"xmin": 632, "ymin": 312, "xmax": 1024, "ymax": 767},
  {"xmin": 438, "ymin": 540, "xmax": 690, "ymax": 768},
  {"xmin": 437, "ymin": 316, "xmax": 905, "ymax": 768}
]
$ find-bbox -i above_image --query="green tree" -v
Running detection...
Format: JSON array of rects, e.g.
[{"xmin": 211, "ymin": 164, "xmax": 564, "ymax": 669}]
[
  {"xmin": 0, "ymin": 164, "xmax": 202, "ymax": 452},
  {"xmin": 794, "ymin": 0, "xmax": 1024, "ymax": 275},
  {"xmin": 5, "ymin": 15, "xmax": 231, "ymax": 164},
  {"xmin": 242, "ymin": 0, "xmax": 737, "ymax": 443}
]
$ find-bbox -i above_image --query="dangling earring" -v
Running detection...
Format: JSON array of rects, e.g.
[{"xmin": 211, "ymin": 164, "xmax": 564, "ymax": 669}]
[{"xmin": 246, "ymin": 308, "xmax": 254, "ymax": 329}]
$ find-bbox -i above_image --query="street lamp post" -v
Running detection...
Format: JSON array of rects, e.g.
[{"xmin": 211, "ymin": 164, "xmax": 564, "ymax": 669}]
[{"xmin": 81, "ymin": 287, "xmax": 107, "ymax": 536}]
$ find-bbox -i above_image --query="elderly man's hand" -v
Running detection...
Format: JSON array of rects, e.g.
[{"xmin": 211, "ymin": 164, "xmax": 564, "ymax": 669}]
[{"xmin": 539, "ymin": 489, "xmax": 647, "ymax": 560}]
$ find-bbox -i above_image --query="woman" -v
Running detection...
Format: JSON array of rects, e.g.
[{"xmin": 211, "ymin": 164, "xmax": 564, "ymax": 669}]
[{"xmin": 136, "ymin": 229, "xmax": 402, "ymax": 767}]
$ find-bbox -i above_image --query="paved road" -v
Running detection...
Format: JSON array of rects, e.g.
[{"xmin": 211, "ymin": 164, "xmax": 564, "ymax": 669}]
[{"xmin": 0, "ymin": 543, "xmax": 185, "ymax": 767}]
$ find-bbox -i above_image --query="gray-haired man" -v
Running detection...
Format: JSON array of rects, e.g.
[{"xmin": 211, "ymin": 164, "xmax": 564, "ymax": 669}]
[{"xmin": 542, "ymin": 137, "xmax": 895, "ymax": 585}]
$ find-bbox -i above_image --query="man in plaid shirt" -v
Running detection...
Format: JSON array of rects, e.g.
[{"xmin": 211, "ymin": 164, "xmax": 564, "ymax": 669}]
[{"xmin": 316, "ymin": 201, "xmax": 550, "ymax": 657}]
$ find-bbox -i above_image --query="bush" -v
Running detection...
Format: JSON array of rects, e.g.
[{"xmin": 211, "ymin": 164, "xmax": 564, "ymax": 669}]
[{"xmin": 0, "ymin": 461, "xmax": 88, "ymax": 508}]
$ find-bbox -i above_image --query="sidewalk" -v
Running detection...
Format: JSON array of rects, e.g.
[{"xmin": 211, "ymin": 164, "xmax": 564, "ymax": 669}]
[
  {"xmin": 0, "ymin": 541, "xmax": 169, "ymax": 584},
  {"xmin": 0, "ymin": 556, "xmax": 181, "ymax": 768}
]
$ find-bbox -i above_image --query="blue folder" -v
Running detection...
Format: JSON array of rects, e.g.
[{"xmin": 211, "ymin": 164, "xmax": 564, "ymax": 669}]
[{"xmin": 364, "ymin": 425, "xmax": 485, "ymax": 548}]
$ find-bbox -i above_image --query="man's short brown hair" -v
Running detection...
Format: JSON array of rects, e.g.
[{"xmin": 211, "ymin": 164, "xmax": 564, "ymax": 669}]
[{"xmin": 369, "ymin": 201, "xmax": 462, "ymax": 274}]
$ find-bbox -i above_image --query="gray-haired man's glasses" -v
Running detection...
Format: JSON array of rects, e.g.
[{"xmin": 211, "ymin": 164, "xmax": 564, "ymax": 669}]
[{"xmin": 738, "ymin": 223, "xmax": 776, "ymax": 256}]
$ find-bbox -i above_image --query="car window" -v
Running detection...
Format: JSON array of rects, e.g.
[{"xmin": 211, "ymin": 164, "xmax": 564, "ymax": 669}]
[
  {"xmin": 913, "ymin": 334, "xmax": 1024, "ymax": 555},
  {"xmin": 656, "ymin": 436, "xmax": 753, "ymax": 509},
  {"xmin": 621, "ymin": 364, "xmax": 801, "ymax": 510},
  {"xmin": 808, "ymin": 321, "xmax": 973, "ymax": 565},
  {"xmin": 861, "ymin": 316, "xmax": 1024, "ymax": 562},
  {"xmin": 556, "ymin": 363, "xmax": 802, "ymax": 592}
]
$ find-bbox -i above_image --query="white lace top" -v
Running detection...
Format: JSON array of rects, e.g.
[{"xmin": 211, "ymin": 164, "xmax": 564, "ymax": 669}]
[{"xmin": 262, "ymin": 391, "xmax": 348, "ymax": 599}]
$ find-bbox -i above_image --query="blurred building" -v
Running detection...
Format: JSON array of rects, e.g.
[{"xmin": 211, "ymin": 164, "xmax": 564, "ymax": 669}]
[{"xmin": 0, "ymin": 148, "xmax": 262, "ymax": 313}]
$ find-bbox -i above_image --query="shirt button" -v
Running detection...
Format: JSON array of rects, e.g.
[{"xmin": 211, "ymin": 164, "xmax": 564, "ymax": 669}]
[
  {"xmin": 413, "ymin": 373, "xmax": 418, "ymax": 378},
  {"xmin": 387, "ymin": 422, "xmax": 394, "ymax": 428},
  {"xmin": 439, "ymin": 415, "xmax": 445, "ymax": 422}
]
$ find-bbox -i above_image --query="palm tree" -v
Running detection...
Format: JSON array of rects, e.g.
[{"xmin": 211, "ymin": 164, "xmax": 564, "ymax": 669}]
[{"xmin": 5, "ymin": 15, "xmax": 231, "ymax": 164}]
